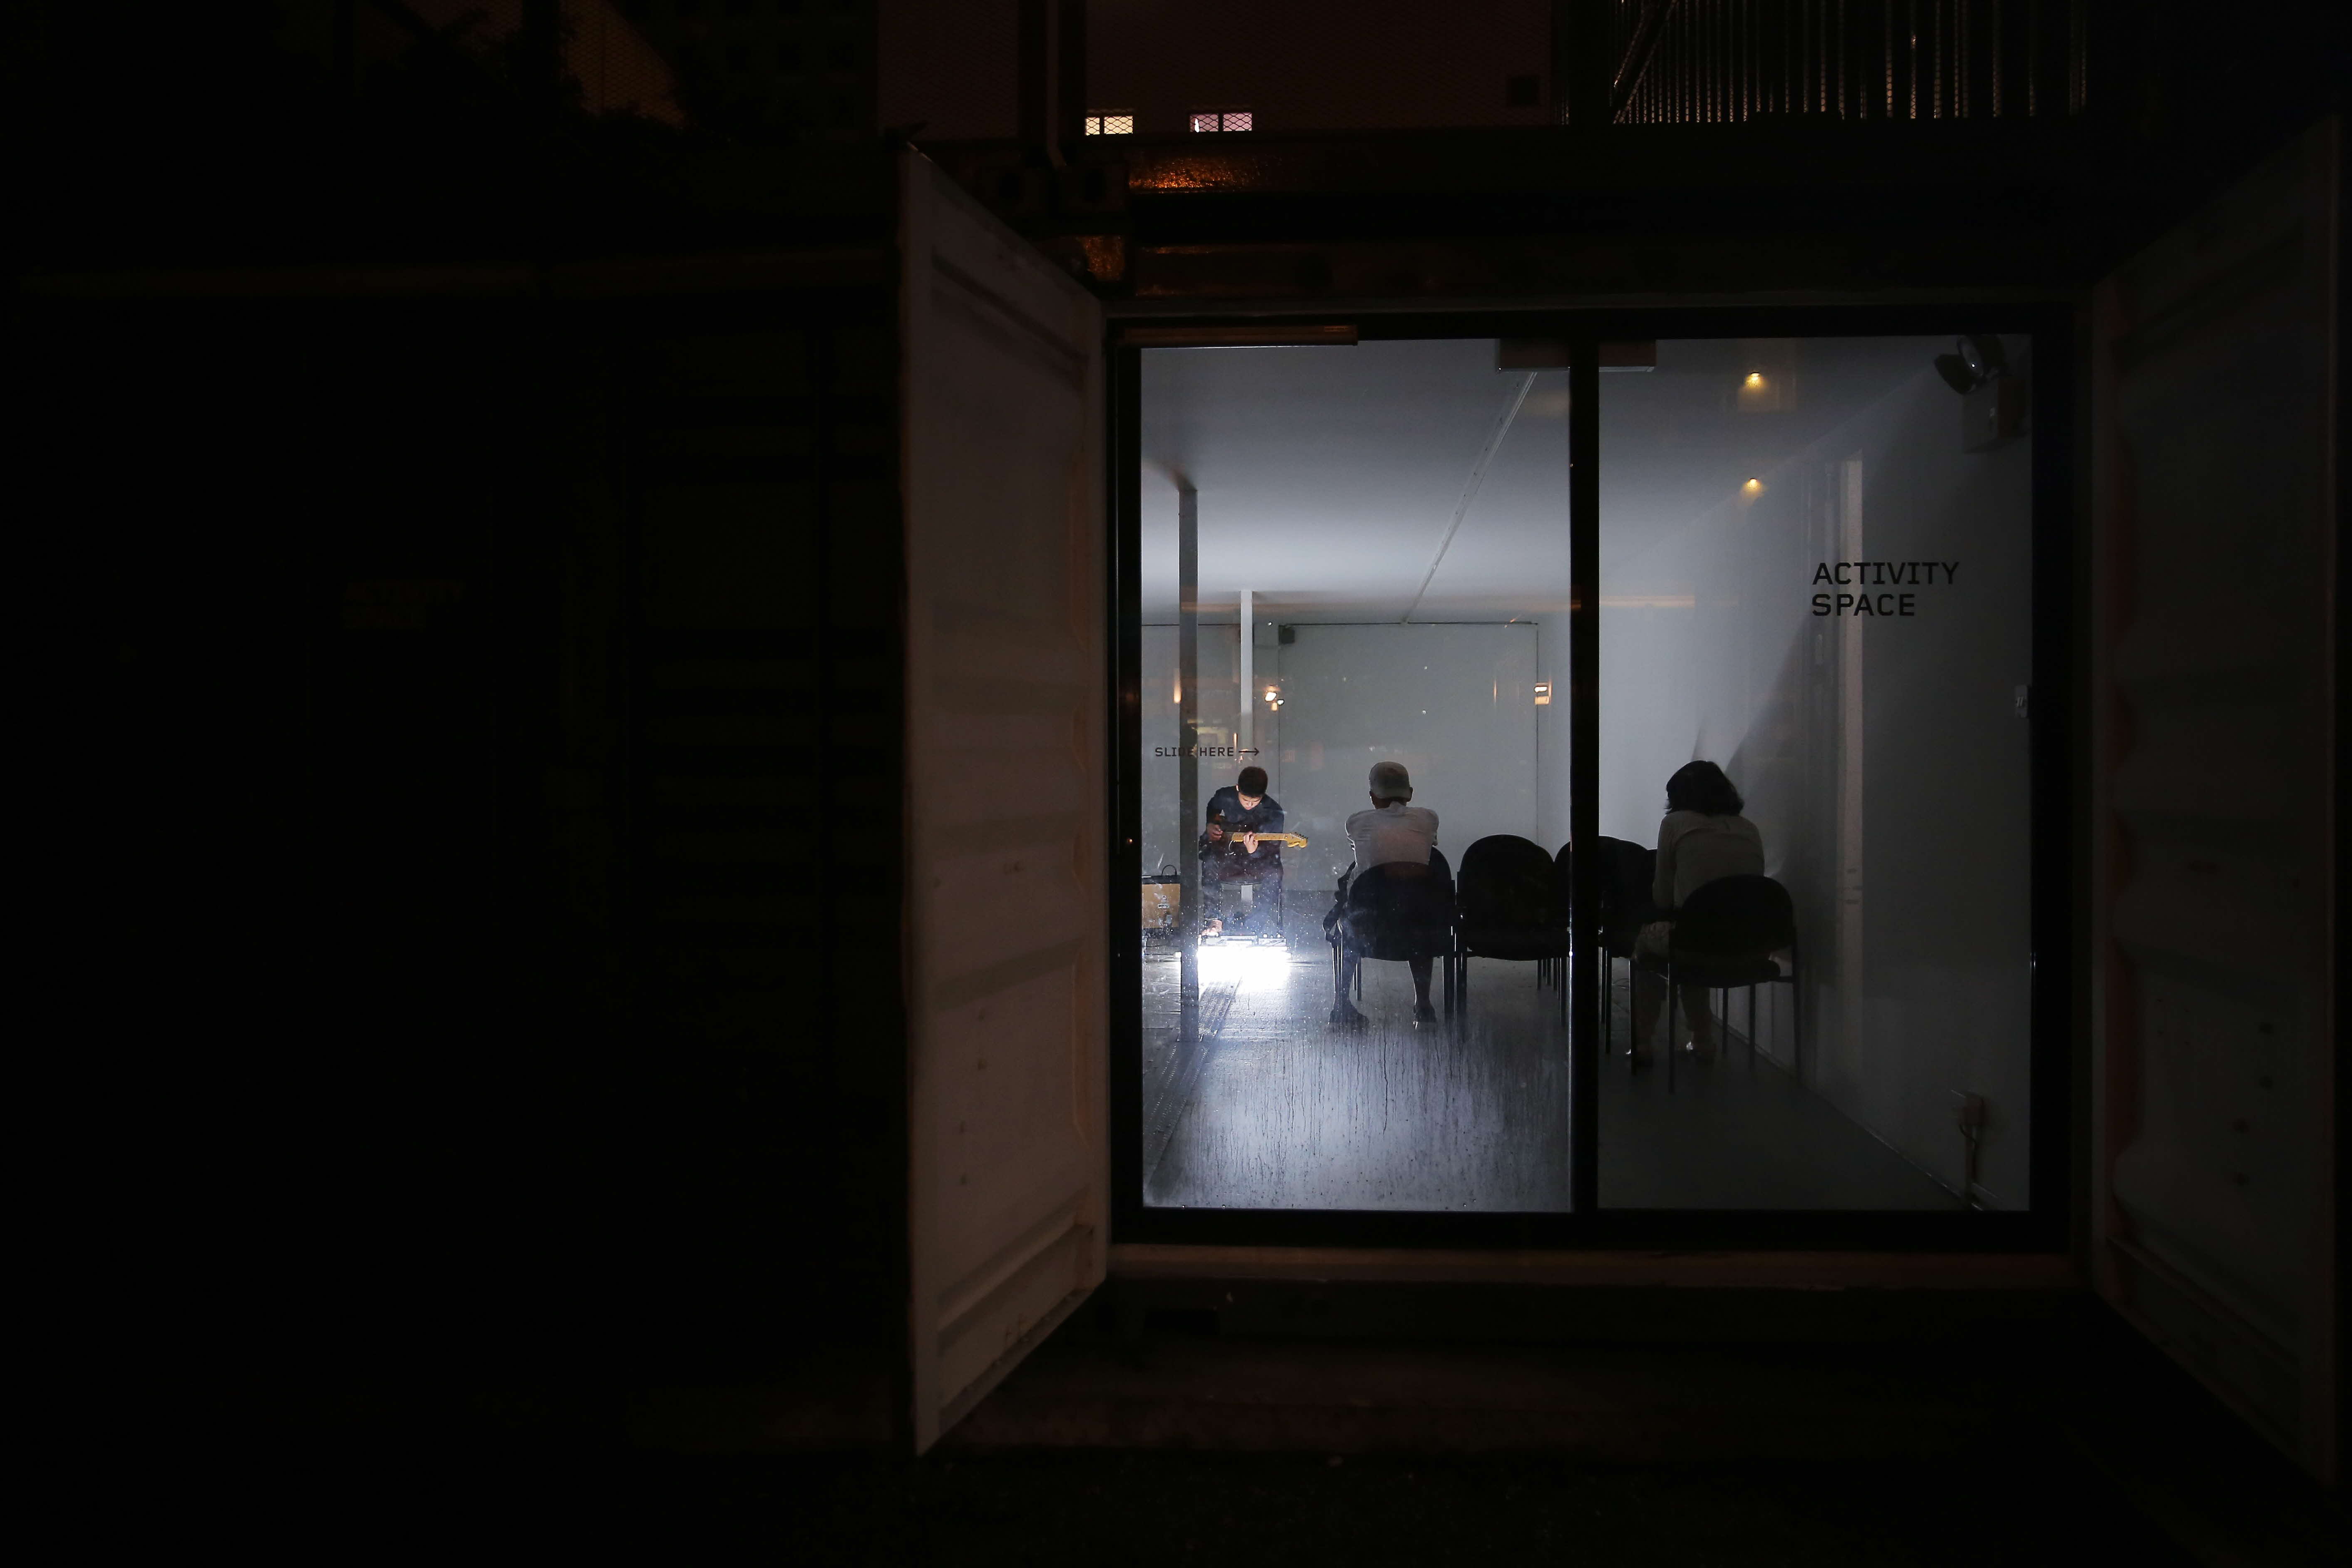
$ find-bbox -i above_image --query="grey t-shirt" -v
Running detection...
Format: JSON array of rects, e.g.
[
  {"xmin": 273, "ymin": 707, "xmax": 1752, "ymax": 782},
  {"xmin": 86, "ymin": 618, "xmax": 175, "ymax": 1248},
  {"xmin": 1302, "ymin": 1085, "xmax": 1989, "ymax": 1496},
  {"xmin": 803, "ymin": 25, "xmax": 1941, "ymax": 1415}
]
[
  {"xmin": 1346, "ymin": 803, "xmax": 1441, "ymax": 871},
  {"xmin": 1653, "ymin": 810, "xmax": 1765, "ymax": 910}
]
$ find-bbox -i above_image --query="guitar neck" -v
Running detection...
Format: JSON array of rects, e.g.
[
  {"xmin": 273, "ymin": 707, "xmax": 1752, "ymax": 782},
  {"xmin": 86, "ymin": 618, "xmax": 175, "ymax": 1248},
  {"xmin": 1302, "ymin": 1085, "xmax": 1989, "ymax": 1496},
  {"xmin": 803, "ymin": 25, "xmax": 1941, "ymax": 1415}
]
[{"xmin": 1214, "ymin": 831, "xmax": 1307, "ymax": 849}]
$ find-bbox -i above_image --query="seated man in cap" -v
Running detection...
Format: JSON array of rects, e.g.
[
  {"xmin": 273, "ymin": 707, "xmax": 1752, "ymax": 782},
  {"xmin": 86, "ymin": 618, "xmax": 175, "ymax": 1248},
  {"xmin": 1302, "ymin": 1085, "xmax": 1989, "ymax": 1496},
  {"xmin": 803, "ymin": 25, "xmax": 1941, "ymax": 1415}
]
[
  {"xmin": 1199, "ymin": 765, "xmax": 1287, "ymax": 943},
  {"xmin": 1332, "ymin": 759, "xmax": 1443, "ymax": 1026}
]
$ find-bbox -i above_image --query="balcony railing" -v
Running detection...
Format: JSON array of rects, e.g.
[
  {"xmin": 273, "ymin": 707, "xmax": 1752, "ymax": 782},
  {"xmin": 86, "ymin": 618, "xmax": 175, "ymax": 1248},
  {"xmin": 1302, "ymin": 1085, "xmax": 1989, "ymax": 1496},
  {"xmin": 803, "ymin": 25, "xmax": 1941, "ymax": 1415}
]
[{"xmin": 1603, "ymin": 0, "xmax": 2087, "ymax": 124}]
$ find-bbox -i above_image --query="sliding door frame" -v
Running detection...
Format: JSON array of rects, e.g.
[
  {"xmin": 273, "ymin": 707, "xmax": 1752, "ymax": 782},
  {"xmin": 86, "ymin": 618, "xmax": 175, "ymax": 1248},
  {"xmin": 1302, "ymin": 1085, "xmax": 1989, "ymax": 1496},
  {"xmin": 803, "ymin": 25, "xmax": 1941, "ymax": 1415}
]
[{"xmin": 1107, "ymin": 303, "xmax": 2076, "ymax": 1253}]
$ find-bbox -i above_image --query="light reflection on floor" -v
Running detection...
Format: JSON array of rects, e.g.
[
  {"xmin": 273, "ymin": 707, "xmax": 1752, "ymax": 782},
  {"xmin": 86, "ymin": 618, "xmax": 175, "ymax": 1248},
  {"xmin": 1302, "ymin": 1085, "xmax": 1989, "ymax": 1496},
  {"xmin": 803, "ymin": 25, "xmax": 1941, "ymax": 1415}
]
[
  {"xmin": 1142, "ymin": 925, "xmax": 1957, "ymax": 1213},
  {"xmin": 1193, "ymin": 940, "xmax": 1300, "ymax": 993}
]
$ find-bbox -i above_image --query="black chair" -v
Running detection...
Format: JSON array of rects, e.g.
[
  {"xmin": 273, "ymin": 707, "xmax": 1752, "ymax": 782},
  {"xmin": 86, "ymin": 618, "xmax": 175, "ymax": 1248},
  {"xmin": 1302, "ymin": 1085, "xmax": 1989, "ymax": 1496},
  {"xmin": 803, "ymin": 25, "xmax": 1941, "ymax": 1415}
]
[
  {"xmin": 1455, "ymin": 835, "xmax": 1571, "ymax": 1026},
  {"xmin": 1653, "ymin": 873, "xmax": 1801, "ymax": 1091},
  {"xmin": 1588, "ymin": 836, "xmax": 1658, "ymax": 1069},
  {"xmin": 1329, "ymin": 849, "xmax": 1458, "ymax": 1014}
]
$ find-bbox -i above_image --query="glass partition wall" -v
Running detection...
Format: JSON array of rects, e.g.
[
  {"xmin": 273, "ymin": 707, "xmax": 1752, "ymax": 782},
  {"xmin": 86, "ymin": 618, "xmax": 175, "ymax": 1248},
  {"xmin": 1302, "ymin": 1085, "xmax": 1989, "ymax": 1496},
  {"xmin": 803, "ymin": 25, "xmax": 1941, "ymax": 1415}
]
[
  {"xmin": 1136, "ymin": 340, "xmax": 1578, "ymax": 1212},
  {"xmin": 1595, "ymin": 336, "xmax": 2037, "ymax": 1211},
  {"xmin": 1116, "ymin": 320, "xmax": 2061, "ymax": 1241}
]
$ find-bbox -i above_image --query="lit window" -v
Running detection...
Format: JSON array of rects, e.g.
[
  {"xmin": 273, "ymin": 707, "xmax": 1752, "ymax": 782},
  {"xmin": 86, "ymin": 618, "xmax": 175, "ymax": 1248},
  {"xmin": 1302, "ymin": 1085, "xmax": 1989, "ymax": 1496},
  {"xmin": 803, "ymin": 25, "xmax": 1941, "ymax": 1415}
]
[
  {"xmin": 1085, "ymin": 113, "xmax": 1134, "ymax": 135},
  {"xmin": 1220, "ymin": 111, "xmax": 1251, "ymax": 131},
  {"xmin": 1190, "ymin": 110, "xmax": 1253, "ymax": 132},
  {"xmin": 1190, "ymin": 112, "xmax": 1219, "ymax": 132}
]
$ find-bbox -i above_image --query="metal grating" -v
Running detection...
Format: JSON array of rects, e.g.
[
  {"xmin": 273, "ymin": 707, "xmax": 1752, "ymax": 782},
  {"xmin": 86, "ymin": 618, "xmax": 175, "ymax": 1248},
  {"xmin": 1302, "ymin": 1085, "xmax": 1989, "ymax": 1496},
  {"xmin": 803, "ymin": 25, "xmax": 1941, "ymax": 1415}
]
[
  {"xmin": 1608, "ymin": 0, "xmax": 2089, "ymax": 124},
  {"xmin": 881, "ymin": 0, "xmax": 2094, "ymax": 142}
]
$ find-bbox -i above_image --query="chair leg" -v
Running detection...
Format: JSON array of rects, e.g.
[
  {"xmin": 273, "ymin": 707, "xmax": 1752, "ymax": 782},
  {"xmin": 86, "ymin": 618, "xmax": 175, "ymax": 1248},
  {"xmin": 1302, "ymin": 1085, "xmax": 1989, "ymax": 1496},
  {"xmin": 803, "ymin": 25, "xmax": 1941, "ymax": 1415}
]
[
  {"xmin": 1790, "ymin": 945, "xmax": 1801, "ymax": 1079},
  {"xmin": 1614, "ymin": 954, "xmax": 1628, "ymax": 1072},
  {"xmin": 1666, "ymin": 964, "xmax": 1677, "ymax": 1094},
  {"xmin": 1603, "ymin": 951, "xmax": 1616, "ymax": 1067}
]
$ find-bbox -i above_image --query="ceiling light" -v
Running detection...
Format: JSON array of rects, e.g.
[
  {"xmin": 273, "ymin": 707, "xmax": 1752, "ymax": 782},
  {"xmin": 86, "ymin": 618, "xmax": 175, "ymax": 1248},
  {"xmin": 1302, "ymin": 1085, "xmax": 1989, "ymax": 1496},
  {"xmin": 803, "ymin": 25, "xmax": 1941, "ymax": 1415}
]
[{"xmin": 1745, "ymin": 372, "xmax": 1764, "ymax": 386}]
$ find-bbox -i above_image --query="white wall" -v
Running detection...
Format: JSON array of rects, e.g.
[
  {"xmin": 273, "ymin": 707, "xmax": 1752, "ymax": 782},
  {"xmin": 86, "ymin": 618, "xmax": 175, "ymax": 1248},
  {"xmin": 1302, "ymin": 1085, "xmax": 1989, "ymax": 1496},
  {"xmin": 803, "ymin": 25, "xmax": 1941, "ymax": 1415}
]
[
  {"xmin": 1275, "ymin": 623, "xmax": 1541, "ymax": 890},
  {"xmin": 1598, "ymin": 360, "xmax": 2037, "ymax": 1207},
  {"xmin": 1139, "ymin": 622, "xmax": 1240, "ymax": 878},
  {"xmin": 1142, "ymin": 621, "xmax": 1543, "ymax": 888},
  {"xmin": 1532, "ymin": 620, "xmax": 1571, "ymax": 859}
]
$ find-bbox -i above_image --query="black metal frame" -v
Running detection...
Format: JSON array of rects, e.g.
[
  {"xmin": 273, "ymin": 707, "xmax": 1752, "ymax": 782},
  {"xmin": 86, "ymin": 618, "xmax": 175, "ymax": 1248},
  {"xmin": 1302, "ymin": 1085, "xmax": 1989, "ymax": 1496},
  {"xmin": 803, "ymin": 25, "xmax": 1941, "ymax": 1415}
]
[{"xmin": 1107, "ymin": 304, "xmax": 2075, "ymax": 1253}]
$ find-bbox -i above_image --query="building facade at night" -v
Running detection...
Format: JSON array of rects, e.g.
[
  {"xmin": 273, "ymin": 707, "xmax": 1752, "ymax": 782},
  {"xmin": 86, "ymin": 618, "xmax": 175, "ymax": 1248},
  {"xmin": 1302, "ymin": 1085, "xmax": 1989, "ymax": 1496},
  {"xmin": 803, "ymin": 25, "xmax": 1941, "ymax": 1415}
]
[{"xmin": 15, "ymin": 0, "xmax": 2344, "ymax": 1535}]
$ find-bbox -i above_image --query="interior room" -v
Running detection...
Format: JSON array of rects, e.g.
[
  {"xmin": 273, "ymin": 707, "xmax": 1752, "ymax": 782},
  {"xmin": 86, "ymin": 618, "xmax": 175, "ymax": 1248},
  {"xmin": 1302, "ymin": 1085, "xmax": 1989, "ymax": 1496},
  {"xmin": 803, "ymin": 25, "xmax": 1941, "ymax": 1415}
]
[{"xmin": 1134, "ymin": 332, "xmax": 2038, "ymax": 1216}]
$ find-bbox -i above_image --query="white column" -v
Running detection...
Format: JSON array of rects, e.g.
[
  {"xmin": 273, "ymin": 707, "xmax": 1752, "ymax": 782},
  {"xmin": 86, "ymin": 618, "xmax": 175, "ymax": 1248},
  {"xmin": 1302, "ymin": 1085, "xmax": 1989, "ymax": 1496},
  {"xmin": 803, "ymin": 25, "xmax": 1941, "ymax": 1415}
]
[
  {"xmin": 1238, "ymin": 587, "xmax": 1254, "ymax": 762},
  {"xmin": 1178, "ymin": 482, "xmax": 1199, "ymax": 1042}
]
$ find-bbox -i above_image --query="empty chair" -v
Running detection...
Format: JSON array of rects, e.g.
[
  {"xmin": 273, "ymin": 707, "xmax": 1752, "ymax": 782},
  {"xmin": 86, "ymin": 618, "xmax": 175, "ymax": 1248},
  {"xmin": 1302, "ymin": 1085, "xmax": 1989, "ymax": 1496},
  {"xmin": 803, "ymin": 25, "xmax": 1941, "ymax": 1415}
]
[
  {"xmin": 1329, "ymin": 848, "xmax": 1457, "ymax": 1020},
  {"xmin": 1653, "ymin": 873, "xmax": 1800, "ymax": 1090},
  {"xmin": 1455, "ymin": 835, "xmax": 1571, "ymax": 1025}
]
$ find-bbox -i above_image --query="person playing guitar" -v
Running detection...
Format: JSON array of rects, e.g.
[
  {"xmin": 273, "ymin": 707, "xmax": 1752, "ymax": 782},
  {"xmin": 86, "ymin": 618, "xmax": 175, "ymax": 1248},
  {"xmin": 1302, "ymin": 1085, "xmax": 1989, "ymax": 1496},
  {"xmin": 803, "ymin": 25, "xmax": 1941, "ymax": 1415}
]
[{"xmin": 1200, "ymin": 765, "xmax": 1297, "ymax": 943}]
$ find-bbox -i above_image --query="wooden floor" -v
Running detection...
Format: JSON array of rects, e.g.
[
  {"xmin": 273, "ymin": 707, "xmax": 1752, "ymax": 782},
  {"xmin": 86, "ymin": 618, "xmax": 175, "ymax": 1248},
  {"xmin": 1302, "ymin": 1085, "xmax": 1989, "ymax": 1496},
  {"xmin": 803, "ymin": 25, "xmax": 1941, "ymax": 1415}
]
[{"xmin": 1141, "ymin": 913, "xmax": 1956, "ymax": 1212}]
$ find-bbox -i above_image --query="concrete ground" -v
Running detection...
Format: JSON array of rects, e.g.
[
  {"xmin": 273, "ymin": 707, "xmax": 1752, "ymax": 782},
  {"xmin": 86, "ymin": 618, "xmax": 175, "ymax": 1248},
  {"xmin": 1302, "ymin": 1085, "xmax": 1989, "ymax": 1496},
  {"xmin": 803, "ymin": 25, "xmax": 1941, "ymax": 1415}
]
[{"xmin": 186, "ymin": 1298, "xmax": 2346, "ymax": 1566}]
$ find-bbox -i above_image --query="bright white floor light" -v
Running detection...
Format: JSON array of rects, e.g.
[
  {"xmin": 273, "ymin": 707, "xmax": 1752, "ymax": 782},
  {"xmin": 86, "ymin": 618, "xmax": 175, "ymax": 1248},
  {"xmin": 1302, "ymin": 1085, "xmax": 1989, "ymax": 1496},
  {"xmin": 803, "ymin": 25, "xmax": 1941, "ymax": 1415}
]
[{"xmin": 1197, "ymin": 940, "xmax": 1295, "ymax": 990}]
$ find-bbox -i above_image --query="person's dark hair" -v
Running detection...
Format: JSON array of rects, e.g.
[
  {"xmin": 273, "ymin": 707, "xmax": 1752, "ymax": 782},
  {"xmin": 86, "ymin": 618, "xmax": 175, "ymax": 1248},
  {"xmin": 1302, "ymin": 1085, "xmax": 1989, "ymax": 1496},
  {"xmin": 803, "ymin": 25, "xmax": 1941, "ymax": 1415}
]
[
  {"xmin": 1665, "ymin": 760, "xmax": 1744, "ymax": 816},
  {"xmin": 1237, "ymin": 765, "xmax": 1268, "ymax": 796}
]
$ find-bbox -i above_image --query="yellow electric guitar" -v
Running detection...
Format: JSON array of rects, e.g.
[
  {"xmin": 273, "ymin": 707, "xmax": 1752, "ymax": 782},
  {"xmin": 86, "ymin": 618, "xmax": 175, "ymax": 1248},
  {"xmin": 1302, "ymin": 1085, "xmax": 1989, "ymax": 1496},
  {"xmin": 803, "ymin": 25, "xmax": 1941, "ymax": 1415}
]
[{"xmin": 1204, "ymin": 828, "xmax": 1308, "ymax": 850}]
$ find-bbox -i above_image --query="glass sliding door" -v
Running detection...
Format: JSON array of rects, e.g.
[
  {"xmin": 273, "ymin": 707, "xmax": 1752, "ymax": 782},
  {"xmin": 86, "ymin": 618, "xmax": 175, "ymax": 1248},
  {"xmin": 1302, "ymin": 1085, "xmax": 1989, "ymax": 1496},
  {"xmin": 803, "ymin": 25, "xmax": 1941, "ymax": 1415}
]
[
  {"xmin": 1114, "ymin": 318, "xmax": 2061, "ymax": 1243},
  {"xmin": 1132, "ymin": 337, "xmax": 1580, "ymax": 1213},
  {"xmin": 1593, "ymin": 334, "xmax": 2039, "ymax": 1211}
]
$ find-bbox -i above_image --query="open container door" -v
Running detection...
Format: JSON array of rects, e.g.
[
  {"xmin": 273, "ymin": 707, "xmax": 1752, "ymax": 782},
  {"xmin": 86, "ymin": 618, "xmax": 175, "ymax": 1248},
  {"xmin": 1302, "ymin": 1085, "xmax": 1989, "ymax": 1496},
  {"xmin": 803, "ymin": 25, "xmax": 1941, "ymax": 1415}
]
[
  {"xmin": 901, "ymin": 152, "xmax": 1109, "ymax": 1451},
  {"xmin": 2091, "ymin": 117, "xmax": 2340, "ymax": 1482}
]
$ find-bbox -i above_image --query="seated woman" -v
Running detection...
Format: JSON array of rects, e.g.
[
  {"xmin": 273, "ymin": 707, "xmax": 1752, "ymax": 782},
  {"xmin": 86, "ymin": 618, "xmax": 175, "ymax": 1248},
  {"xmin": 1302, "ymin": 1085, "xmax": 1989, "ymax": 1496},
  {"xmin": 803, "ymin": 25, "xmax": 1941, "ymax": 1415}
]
[{"xmin": 1630, "ymin": 761, "xmax": 1764, "ymax": 1061}]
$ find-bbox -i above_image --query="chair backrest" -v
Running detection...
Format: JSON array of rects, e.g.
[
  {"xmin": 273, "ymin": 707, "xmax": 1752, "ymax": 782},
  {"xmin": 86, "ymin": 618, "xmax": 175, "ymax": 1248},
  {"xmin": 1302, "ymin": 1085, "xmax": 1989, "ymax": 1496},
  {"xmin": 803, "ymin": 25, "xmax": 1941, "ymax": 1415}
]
[
  {"xmin": 1457, "ymin": 835, "xmax": 1561, "ymax": 930},
  {"xmin": 1591, "ymin": 836, "xmax": 1657, "ymax": 924},
  {"xmin": 1347, "ymin": 849, "xmax": 1454, "ymax": 910},
  {"xmin": 1672, "ymin": 873, "xmax": 1796, "ymax": 956},
  {"xmin": 1344, "ymin": 849, "xmax": 1454, "ymax": 956},
  {"xmin": 1552, "ymin": 842, "xmax": 1574, "ymax": 918}
]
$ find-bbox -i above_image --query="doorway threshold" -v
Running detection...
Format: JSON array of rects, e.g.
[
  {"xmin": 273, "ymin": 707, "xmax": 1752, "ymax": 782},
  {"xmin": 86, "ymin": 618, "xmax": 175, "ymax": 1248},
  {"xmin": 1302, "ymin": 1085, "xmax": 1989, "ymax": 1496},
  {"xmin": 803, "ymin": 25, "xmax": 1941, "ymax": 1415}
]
[{"xmin": 1109, "ymin": 1244, "xmax": 2079, "ymax": 1291}]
